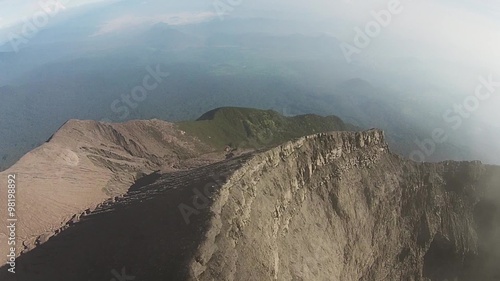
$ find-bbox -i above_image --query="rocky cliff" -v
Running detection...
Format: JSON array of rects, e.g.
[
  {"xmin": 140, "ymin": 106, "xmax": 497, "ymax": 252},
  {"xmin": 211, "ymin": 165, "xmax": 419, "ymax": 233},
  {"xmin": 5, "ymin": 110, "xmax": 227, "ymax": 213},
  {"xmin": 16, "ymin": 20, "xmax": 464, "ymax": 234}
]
[
  {"xmin": 1, "ymin": 129, "xmax": 498, "ymax": 281},
  {"xmin": 185, "ymin": 130, "xmax": 500, "ymax": 281}
]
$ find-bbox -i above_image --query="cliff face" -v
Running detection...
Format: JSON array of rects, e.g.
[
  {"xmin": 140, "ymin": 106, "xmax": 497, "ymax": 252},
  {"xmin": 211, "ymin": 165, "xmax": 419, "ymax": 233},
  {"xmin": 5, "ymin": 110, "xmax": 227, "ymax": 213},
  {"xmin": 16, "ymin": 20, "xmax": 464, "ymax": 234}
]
[
  {"xmin": 186, "ymin": 130, "xmax": 498, "ymax": 281},
  {"xmin": 1, "ymin": 130, "xmax": 499, "ymax": 281}
]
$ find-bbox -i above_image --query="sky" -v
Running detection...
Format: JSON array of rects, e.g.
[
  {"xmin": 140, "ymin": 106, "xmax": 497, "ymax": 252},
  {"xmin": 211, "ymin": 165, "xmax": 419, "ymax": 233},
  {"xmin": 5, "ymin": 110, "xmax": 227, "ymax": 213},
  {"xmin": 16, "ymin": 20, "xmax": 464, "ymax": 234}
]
[
  {"xmin": 1, "ymin": 1, "xmax": 499, "ymax": 103},
  {"xmin": 0, "ymin": 0, "xmax": 109, "ymax": 28},
  {"xmin": 0, "ymin": 0, "xmax": 498, "ymax": 76},
  {"xmin": 1, "ymin": 0, "xmax": 499, "ymax": 65},
  {"xmin": 1, "ymin": 0, "xmax": 499, "ymax": 105}
]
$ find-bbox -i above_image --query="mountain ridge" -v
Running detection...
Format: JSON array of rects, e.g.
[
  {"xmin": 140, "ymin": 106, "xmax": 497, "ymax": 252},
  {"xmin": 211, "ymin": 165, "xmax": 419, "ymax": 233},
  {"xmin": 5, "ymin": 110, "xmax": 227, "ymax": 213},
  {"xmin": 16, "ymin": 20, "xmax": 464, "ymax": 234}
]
[
  {"xmin": 1, "ymin": 129, "xmax": 498, "ymax": 280},
  {"xmin": 179, "ymin": 106, "xmax": 352, "ymax": 150},
  {"xmin": 0, "ymin": 107, "xmax": 354, "ymax": 266}
]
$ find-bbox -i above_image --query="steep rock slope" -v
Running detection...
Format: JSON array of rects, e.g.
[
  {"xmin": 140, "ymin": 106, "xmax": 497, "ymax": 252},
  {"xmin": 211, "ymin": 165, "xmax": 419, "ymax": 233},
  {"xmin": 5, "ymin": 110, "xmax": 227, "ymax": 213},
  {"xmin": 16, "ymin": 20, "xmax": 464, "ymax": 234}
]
[
  {"xmin": 0, "ymin": 153, "xmax": 254, "ymax": 280},
  {"xmin": 0, "ymin": 119, "xmax": 212, "ymax": 265},
  {"xmin": 186, "ymin": 130, "xmax": 498, "ymax": 281},
  {"xmin": 1, "ymin": 130, "xmax": 498, "ymax": 280}
]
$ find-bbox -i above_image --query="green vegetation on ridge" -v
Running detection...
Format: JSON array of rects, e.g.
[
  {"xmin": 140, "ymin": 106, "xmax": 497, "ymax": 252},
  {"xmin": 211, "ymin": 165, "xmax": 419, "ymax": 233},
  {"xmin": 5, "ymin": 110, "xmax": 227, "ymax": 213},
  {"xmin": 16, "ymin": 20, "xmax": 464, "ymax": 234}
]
[{"xmin": 177, "ymin": 107, "xmax": 354, "ymax": 150}]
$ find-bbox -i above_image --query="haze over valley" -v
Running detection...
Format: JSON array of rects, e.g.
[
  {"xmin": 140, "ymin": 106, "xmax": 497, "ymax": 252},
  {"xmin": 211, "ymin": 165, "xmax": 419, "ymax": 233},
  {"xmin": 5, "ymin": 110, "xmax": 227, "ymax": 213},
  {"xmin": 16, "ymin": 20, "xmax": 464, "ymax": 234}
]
[
  {"xmin": 0, "ymin": 1, "xmax": 500, "ymax": 280},
  {"xmin": 1, "ymin": 0, "xmax": 500, "ymax": 170}
]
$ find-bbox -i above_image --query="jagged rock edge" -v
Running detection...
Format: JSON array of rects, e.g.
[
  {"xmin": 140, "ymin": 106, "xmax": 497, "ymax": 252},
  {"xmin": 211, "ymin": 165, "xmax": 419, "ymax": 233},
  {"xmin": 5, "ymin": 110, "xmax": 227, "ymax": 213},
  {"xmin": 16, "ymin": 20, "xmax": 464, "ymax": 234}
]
[{"xmin": 186, "ymin": 129, "xmax": 388, "ymax": 279}]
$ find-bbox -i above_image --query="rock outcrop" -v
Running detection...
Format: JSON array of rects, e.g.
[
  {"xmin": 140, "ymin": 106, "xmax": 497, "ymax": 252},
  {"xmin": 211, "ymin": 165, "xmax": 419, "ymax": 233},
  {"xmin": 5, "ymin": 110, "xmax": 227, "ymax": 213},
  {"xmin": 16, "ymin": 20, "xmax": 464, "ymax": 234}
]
[{"xmin": 1, "ymin": 129, "xmax": 498, "ymax": 280}]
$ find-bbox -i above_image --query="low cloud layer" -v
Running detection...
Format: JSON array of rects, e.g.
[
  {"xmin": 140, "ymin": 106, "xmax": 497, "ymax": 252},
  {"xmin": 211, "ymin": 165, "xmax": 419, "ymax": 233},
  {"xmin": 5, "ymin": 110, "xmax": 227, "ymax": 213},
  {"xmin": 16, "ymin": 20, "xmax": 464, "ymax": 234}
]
[{"xmin": 91, "ymin": 12, "xmax": 216, "ymax": 36}]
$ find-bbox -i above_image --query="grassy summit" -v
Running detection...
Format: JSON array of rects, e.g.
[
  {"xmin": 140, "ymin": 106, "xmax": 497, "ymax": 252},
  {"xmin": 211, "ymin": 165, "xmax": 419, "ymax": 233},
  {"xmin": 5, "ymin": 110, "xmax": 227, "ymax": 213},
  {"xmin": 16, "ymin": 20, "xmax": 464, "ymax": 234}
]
[{"xmin": 177, "ymin": 107, "xmax": 353, "ymax": 150}]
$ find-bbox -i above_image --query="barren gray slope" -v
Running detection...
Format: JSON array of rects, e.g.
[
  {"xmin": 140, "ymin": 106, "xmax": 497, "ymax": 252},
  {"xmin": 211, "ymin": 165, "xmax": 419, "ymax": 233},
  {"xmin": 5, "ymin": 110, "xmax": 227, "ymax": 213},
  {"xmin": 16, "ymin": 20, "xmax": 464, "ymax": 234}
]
[
  {"xmin": 0, "ymin": 153, "xmax": 253, "ymax": 281},
  {"xmin": 0, "ymin": 118, "xmax": 215, "ymax": 266}
]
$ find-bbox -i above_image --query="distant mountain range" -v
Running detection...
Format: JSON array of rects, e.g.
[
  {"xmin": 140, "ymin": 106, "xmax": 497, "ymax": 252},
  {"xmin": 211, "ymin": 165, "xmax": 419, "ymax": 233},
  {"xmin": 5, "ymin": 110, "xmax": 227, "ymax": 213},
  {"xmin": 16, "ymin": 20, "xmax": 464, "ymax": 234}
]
[{"xmin": 1, "ymin": 18, "xmax": 498, "ymax": 170}]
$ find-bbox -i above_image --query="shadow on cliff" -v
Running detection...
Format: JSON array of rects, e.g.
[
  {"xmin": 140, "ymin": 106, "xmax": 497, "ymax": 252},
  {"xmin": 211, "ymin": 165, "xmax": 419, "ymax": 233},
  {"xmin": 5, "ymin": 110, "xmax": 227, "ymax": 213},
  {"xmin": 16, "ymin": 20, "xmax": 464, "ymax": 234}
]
[
  {"xmin": 0, "ymin": 156, "xmax": 247, "ymax": 281},
  {"xmin": 464, "ymin": 166, "xmax": 500, "ymax": 280},
  {"xmin": 424, "ymin": 165, "xmax": 500, "ymax": 281}
]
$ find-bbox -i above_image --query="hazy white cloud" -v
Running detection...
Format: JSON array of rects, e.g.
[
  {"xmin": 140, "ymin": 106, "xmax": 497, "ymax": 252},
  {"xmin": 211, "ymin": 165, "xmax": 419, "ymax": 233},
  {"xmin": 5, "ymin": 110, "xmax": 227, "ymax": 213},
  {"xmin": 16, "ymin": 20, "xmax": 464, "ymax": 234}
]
[
  {"xmin": 2, "ymin": 0, "xmax": 499, "ymax": 70},
  {"xmin": 390, "ymin": 1, "xmax": 500, "ymax": 67},
  {"xmin": 221, "ymin": 0, "xmax": 500, "ymax": 68},
  {"xmin": 298, "ymin": 0, "xmax": 500, "ymax": 71},
  {"xmin": 91, "ymin": 11, "xmax": 216, "ymax": 36},
  {"xmin": 0, "ymin": 0, "xmax": 117, "ymax": 30}
]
